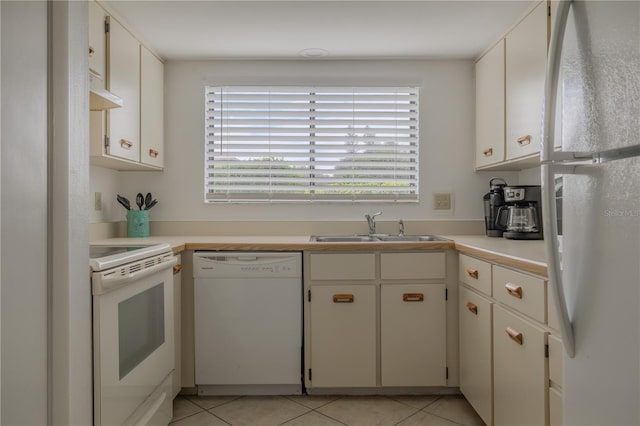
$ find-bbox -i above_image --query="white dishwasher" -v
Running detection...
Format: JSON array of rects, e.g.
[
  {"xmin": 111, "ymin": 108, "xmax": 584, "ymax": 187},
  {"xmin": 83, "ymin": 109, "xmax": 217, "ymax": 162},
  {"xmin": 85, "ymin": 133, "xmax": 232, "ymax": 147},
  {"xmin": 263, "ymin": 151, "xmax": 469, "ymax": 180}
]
[{"xmin": 193, "ymin": 252, "xmax": 302, "ymax": 395}]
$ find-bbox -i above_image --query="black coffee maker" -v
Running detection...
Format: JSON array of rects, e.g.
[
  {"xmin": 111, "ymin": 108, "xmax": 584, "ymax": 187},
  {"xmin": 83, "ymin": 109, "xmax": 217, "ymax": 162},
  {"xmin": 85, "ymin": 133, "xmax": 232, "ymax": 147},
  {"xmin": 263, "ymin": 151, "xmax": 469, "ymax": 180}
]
[
  {"xmin": 496, "ymin": 185, "xmax": 544, "ymax": 240},
  {"xmin": 483, "ymin": 178, "xmax": 508, "ymax": 237}
]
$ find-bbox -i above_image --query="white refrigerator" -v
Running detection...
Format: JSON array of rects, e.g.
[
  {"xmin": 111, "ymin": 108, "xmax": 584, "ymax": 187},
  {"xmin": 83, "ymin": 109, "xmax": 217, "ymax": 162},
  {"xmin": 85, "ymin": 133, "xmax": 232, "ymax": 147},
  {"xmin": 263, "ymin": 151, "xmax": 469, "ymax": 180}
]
[{"xmin": 542, "ymin": 1, "xmax": 640, "ymax": 425}]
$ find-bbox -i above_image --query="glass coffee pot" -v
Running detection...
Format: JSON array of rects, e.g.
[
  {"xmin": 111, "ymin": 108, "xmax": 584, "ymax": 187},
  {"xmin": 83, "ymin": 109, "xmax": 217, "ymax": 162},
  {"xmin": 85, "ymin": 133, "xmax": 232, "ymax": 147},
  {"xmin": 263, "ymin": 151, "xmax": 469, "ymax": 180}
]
[{"xmin": 496, "ymin": 204, "xmax": 539, "ymax": 233}]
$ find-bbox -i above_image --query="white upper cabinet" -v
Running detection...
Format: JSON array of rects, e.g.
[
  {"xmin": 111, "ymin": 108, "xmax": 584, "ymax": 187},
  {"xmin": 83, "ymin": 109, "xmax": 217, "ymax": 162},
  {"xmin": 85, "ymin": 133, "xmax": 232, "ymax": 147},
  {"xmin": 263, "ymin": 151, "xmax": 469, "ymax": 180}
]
[
  {"xmin": 141, "ymin": 46, "xmax": 164, "ymax": 168},
  {"xmin": 505, "ymin": 1, "xmax": 548, "ymax": 160},
  {"xmin": 476, "ymin": 39, "xmax": 505, "ymax": 168},
  {"xmin": 89, "ymin": 6, "xmax": 164, "ymax": 171},
  {"xmin": 106, "ymin": 16, "xmax": 141, "ymax": 163},
  {"xmin": 88, "ymin": 1, "xmax": 106, "ymax": 83}
]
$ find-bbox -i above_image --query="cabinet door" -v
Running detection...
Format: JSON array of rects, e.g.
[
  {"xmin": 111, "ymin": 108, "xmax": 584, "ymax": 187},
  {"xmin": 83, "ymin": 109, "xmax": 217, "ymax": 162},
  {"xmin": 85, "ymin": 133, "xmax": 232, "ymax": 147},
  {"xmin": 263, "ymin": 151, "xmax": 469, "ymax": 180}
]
[
  {"xmin": 506, "ymin": 1, "xmax": 548, "ymax": 160},
  {"xmin": 493, "ymin": 304, "xmax": 547, "ymax": 426},
  {"xmin": 140, "ymin": 46, "xmax": 164, "ymax": 168},
  {"xmin": 88, "ymin": 1, "xmax": 106, "ymax": 81},
  {"xmin": 107, "ymin": 16, "xmax": 140, "ymax": 162},
  {"xmin": 459, "ymin": 286, "xmax": 493, "ymax": 425},
  {"xmin": 381, "ymin": 284, "xmax": 446, "ymax": 386},
  {"xmin": 172, "ymin": 255, "xmax": 182, "ymax": 398},
  {"xmin": 310, "ymin": 285, "xmax": 376, "ymax": 387},
  {"xmin": 476, "ymin": 39, "xmax": 505, "ymax": 168},
  {"xmin": 549, "ymin": 387, "xmax": 563, "ymax": 426}
]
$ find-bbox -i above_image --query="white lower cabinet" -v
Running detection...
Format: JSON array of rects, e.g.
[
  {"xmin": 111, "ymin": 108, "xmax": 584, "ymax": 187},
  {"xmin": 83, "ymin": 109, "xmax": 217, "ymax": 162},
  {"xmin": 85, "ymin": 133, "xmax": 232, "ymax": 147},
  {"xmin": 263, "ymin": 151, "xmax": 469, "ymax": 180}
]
[
  {"xmin": 549, "ymin": 387, "xmax": 563, "ymax": 426},
  {"xmin": 381, "ymin": 284, "xmax": 446, "ymax": 386},
  {"xmin": 305, "ymin": 250, "xmax": 453, "ymax": 390},
  {"xmin": 172, "ymin": 255, "xmax": 182, "ymax": 398},
  {"xmin": 310, "ymin": 285, "xmax": 377, "ymax": 387},
  {"xmin": 548, "ymin": 334, "xmax": 563, "ymax": 426},
  {"xmin": 459, "ymin": 253, "xmax": 562, "ymax": 426},
  {"xmin": 458, "ymin": 286, "xmax": 493, "ymax": 425},
  {"xmin": 493, "ymin": 304, "xmax": 547, "ymax": 426}
]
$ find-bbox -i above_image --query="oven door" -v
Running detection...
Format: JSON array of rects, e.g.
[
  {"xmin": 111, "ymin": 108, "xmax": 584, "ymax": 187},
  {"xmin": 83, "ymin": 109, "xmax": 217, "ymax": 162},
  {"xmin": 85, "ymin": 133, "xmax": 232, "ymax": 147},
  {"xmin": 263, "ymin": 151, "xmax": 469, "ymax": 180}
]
[{"xmin": 93, "ymin": 255, "xmax": 176, "ymax": 426}]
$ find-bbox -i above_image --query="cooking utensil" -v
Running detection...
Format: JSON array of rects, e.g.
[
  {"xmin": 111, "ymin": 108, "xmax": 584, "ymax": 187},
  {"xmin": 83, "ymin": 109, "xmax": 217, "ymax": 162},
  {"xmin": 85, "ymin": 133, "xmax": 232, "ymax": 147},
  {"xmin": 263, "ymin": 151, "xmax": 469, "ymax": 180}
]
[
  {"xmin": 116, "ymin": 194, "xmax": 130, "ymax": 210},
  {"xmin": 144, "ymin": 199, "xmax": 158, "ymax": 210},
  {"xmin": 136, "ymin": 193, "xmax": 144, "ymax": 210},
  {"xmin": 144, "ymin": 192, "xmax": 152, "ymax": 209}
]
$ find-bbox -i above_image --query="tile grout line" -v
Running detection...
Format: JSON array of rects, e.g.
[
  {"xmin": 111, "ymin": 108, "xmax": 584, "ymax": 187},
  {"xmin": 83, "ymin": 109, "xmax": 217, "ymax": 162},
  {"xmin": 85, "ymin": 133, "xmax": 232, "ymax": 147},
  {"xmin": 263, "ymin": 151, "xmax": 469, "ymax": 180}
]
[
  {"xmin": 419, "ymin": 408, "xmax": 467, "ymax": 426},
  {"xmin": 309, "ymin": 409, "xmax": 350, "ymax": 426},
  {"xmin": 390, "ymin": 406, "xmax": 422, "ymax": 426},
  {"xmin": 204, "ymin": 409, "xmax": 234, "ymax": 426},
  {"xmin": 274, "ymin": 407, "xmax": 313, "ymax": 426}
]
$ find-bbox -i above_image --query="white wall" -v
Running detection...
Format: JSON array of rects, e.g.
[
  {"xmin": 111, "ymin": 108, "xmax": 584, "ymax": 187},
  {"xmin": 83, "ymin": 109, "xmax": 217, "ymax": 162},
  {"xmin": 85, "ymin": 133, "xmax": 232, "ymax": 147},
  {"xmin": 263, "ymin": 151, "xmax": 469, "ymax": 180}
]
[
  {"xmin": 118, "ymin": 59, "xmax": 517, "ymax": 222},
  {"xmin": 51, "ymin": 1, "xmax": 92, "ymax": 424},
  {"xmin": 1, "ymin": 2, "xmax": 48, "ymax": 424},
  {"xmin": 90, "ymin": 165, "xmax": 123, "ymax": 222},
  {"xmin": 518, "ymin": 165, "xmax": 541, "ymax": 185}
]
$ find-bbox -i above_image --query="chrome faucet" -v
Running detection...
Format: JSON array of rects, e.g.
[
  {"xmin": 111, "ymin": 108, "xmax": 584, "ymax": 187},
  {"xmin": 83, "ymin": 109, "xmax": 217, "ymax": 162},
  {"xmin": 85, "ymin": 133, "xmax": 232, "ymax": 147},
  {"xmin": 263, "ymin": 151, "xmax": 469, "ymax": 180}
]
[
  {"xmin": 365, "ymin": 212, "xmax": 382, "ymax": 235},
  {"xmin": 398, "ymin": 219, "xmax": 405, "ymax": 236}
]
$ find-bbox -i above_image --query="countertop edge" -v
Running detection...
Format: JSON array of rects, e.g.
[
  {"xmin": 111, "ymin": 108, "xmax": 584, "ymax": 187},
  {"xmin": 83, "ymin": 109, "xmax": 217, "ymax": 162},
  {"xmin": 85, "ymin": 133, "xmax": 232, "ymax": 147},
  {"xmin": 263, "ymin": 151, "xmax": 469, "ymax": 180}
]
[
  {"xmin": 454, "ymin": 242, "xmax": 548, "ymax": 277},
  {"xmin": 92, "ymin": 235, "xmax": 547, "ymax": 277}
]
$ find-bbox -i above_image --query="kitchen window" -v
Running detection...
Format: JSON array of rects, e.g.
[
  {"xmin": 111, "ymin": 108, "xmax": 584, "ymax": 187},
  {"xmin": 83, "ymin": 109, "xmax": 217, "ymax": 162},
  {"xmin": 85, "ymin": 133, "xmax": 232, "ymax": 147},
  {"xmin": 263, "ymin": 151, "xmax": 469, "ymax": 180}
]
[{"xmin": 204, "ymin": 86, "xmax": 419, "ymax": 202}]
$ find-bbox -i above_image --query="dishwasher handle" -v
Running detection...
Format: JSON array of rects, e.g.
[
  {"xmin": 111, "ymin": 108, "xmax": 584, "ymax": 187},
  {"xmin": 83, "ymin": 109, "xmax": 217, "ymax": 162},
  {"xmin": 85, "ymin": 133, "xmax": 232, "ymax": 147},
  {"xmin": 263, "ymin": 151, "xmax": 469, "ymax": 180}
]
[{"xmin": 236, "ymin": 256, "xmax": 258, "ymax": 261}]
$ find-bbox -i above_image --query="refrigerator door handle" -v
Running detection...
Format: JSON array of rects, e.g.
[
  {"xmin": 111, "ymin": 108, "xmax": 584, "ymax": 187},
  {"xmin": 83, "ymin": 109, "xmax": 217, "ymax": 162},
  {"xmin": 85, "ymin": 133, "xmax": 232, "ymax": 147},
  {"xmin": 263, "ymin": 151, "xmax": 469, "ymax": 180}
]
[
  {"xmin": 541, "ymin": 165, "xmax": 575, "ymax": 358},
  {"xmin": 542, "ymin": 0, "xmax": 576, "ymax": 358}
]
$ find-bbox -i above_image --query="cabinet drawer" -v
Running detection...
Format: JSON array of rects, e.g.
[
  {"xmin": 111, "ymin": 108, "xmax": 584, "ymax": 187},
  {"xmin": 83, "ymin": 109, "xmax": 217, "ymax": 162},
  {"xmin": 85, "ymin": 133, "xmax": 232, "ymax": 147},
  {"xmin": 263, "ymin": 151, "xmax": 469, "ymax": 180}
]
[
  {"xmin": 493, "ymin": 305, "xmax": 547, "ymax": 426},
  {"xmin": 381, "ymin": 252, "xmax": 445, "ymax": 280},
  {"xmin": 459, "ymin": 254, "xmax": 491, "ymax": 296},
  {"xmin": 493, "ymin": 265, "xmax": 546, "ymax": 322},
  {"xmin": 459, "ymin": 286, "xmax": 493, "ymax": 425},
  {"xmin": 548, "ymin": 334, "xmax": 563, "ymax": 388},
  {"xmin": 309, "ymin": 253, "xmax": 375, "ymax": 281}
]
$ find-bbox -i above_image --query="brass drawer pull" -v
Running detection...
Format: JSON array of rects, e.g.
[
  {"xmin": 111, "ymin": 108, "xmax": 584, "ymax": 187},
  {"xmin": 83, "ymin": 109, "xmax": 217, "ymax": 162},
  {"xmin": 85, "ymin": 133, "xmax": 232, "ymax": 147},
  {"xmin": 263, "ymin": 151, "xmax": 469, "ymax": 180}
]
[
  {"xmin": 466, "ymin": 268, "xmax": 479, "ymax": 279},
  {"xmin": 505, "ymin": 283, "xmax": 523, "ymax": 299},
  {"xmin": 149, "ymin": 148, "xmax": 159, "ymax": 158},
  {"xmin": 333, "ymin": 294, "xmax": 354, "ymax": 303},
  {"xmin": 506, "ymin": 327, "xmax": 524, "ymax": 345},
  {"xmin": 466, "ymin": 301, "xmax": 478, "ymax": 315},
  {"xmin": 120, "ymin": 139, "xmax": 133, "ymax": 149},
  {"xmin": 403, "ymin": 293, "xmax": 424, "ymax": 302},
  {"xmin": 517, "ymin": 135, "xmax": 531, "ymax": 146},
  {"xmin": 483, "ymin": 148, "xmax": 493, "ymax": 157},
  {"xmin": 173, "ymin": 264, "xmax": 182, "ymax": 275}
]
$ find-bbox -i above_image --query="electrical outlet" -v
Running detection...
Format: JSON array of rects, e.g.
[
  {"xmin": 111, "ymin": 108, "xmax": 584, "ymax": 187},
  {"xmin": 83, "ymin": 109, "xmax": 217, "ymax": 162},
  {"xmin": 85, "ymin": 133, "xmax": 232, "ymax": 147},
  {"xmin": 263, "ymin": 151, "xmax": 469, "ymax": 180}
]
[
  {"xmin": 433, "ymin": 192, "xmax": 451, "ymax": 210},
  {"xmin": 94, "ymin": 192, "xmax": 102, "ymax": 211}
]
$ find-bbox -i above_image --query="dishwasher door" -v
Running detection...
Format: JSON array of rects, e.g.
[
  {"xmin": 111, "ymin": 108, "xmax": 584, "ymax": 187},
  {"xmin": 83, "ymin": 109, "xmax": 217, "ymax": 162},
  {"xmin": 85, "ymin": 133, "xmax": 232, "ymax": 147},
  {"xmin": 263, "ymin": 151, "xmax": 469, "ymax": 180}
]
[{"xmin": 193, "ymin": 252, "xmax": 302, "ymax": 395}]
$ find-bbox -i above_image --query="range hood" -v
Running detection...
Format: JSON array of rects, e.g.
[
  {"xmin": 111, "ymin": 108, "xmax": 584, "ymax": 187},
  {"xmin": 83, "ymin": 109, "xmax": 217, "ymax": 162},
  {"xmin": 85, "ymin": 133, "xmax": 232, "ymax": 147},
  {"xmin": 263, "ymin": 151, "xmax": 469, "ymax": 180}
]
[
  {"xmin": 89, "ymin": 70, "xmax": 123, "ymax": 110},
  {"xmin": 90, "ymin": 86, "xmax": 123, "ymax": 110}
]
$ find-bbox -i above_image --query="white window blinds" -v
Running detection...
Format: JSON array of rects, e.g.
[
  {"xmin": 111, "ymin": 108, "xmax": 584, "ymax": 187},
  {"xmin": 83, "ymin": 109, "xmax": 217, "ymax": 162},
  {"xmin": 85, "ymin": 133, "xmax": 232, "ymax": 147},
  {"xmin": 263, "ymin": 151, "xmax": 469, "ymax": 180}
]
[{"xmin": 205, "ymin": 86, "xmax": 419, "ymax": 202}]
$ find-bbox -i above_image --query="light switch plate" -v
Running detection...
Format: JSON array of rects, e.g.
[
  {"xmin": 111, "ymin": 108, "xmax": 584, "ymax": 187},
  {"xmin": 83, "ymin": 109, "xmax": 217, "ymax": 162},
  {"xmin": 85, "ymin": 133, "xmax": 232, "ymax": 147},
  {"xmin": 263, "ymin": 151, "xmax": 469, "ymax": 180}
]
[{"xmin": 433, "ymin": 192, "xmax": 451, "ymax": 210}]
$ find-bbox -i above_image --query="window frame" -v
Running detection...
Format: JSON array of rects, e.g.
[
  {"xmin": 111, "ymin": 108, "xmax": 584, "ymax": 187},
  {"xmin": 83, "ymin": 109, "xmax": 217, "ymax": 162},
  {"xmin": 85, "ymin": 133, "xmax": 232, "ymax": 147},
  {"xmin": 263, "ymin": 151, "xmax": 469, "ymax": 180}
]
[{"xmin": 204, "ymin": 85, "xmax": 420, "ymax": 203}]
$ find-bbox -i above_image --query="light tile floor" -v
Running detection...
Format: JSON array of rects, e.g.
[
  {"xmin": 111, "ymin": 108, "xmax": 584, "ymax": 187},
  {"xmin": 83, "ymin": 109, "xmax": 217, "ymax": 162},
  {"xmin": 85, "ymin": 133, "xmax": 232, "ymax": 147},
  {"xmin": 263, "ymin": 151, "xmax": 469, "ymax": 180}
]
[{"xmin": 170, "ymin": 394, "xmax": 485, "ymax": 426}]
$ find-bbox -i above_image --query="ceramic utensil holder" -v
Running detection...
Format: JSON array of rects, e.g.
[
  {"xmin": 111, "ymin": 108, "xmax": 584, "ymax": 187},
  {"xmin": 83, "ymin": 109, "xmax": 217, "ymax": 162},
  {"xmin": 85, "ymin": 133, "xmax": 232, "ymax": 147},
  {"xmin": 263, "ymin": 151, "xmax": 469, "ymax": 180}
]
[{"xmin": 126, "ymin": 210, "xmax": 149, "ymax": 238}]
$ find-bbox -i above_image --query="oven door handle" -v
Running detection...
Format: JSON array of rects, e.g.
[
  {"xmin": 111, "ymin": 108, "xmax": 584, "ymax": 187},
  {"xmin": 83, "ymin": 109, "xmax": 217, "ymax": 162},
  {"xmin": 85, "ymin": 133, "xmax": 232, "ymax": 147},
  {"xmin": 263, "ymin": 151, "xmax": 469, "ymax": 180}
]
[{"xmin": 98, "ymin": 257, "xmax": 177, "ymax": 293}]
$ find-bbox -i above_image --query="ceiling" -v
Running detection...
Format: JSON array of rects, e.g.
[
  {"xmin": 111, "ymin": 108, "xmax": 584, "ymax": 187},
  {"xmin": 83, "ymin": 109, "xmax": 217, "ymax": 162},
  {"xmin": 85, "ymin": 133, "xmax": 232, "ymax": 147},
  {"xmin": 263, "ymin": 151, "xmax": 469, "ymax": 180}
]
[{"xmin": 102, "ymin": 1, "xmax": 535, "ymax": 61}]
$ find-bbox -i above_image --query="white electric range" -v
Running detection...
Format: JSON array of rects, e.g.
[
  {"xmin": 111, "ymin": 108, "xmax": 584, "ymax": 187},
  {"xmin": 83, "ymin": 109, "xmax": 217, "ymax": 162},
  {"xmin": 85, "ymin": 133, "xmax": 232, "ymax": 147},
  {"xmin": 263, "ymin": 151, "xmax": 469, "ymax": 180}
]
[{"xmin": 90, "ymin": 243, "xmax": 176, "ymax": 426}]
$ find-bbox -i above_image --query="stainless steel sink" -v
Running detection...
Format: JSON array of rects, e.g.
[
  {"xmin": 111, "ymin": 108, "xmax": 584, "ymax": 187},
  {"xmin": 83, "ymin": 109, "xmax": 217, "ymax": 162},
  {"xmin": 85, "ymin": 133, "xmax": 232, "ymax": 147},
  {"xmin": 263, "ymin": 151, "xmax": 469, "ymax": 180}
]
[
  {"xmin": 311, "ymin": 235, "xmax": 379, "ymax": 242},
  {"xmin": 310, "ymin": 234, "xmax": 449, "ymax": 242},
  {"xmin": 376, "ymin": 235, "xmax": 450, "ymax": 242}
]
